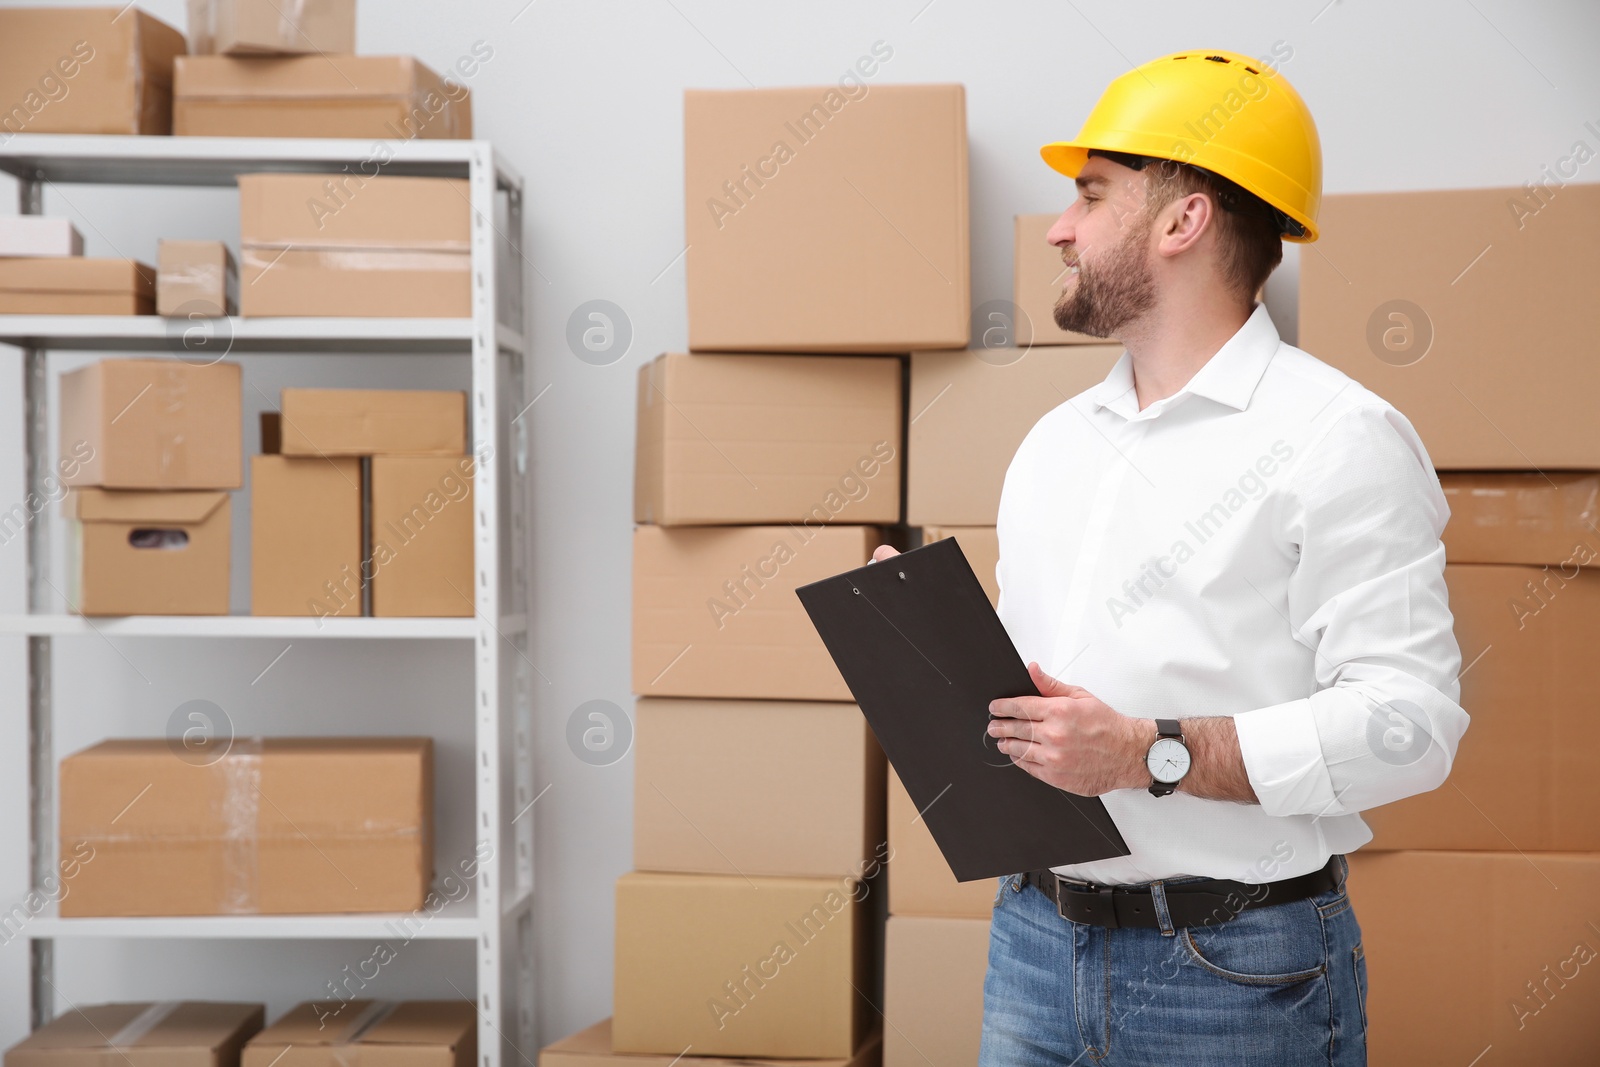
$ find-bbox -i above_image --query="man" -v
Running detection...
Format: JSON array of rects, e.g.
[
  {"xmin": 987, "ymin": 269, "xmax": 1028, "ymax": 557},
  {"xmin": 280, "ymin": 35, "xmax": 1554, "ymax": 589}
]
[{"xmin": 872, "ymin": 50, "xmax": 1466, "ymax": 1064}]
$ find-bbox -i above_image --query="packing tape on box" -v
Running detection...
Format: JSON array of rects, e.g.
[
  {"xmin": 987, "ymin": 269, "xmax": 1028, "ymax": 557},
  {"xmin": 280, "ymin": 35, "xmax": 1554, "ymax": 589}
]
[
  {"xmin": 332, "ymin": 999, "xmax": 399, "ymax": 1066},
  {"xmin": 106, "ymin": 1001, "xmax": 183, "ymax": 1050},
  {"xmin": 219, "ymin": 737, "xmax": 262, "ymax": 915},
  {"xmin": 241, "ymin": 245, "xmax": 471, "ymax": 274}
]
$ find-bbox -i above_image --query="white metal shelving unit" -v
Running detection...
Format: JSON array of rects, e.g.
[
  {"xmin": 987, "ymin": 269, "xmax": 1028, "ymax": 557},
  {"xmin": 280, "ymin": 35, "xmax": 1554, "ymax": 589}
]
[{"xmin": 0, "ymin": 134, "xmax": 535, "ymax": 1067}]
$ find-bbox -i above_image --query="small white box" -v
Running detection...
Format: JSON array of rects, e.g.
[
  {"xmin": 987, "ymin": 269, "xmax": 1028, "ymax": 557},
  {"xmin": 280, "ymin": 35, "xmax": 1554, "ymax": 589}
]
[{"xmin": 0, "ymin": 217, "xmax": 85, "ymax": 258}]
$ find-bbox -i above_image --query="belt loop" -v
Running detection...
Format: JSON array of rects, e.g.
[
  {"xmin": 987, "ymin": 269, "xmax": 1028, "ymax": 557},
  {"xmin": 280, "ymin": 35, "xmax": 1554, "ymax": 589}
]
[{"xmin": 1149, "ymin": 880, "xmax": 1176, "ymax": 937}]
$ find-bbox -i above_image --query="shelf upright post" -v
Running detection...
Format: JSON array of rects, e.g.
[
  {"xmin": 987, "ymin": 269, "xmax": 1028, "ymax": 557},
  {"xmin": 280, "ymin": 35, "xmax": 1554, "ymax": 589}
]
[{"xmin": 16, "ymin": 172, "xmax": 55, "ymax": 1031}]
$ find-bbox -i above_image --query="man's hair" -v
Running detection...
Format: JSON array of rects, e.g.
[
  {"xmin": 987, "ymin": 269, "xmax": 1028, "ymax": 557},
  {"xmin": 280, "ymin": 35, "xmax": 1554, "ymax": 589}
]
[
  {"xmin": 1088, "ymin": 149, "xmax": 1284, "ymax": 301},
  {"xmin": 1141, "ymin": 161, "xmax": 1283, "ymax": 301}
]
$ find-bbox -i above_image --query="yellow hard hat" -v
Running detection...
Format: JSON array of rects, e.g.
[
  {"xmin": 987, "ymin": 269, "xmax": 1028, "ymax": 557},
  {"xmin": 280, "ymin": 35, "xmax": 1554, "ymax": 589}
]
[{"xmin": 1040, "ymin": 50, "xmax": 1322, "ymax": 242}]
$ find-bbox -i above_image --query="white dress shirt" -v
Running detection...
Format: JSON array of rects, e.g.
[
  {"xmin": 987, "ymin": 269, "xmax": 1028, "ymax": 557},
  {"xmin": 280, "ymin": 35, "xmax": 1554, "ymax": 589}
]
[{"xmin": 995, "ymin": 302, "xmax": 1467, "ymax": 885}]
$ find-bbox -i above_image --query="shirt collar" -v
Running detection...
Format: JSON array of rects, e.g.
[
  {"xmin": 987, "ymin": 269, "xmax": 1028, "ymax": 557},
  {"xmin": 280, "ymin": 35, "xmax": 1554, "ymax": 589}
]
[{"xmin": 1089, "ymin": 302, "xmax": 1281, "ymax": 421}]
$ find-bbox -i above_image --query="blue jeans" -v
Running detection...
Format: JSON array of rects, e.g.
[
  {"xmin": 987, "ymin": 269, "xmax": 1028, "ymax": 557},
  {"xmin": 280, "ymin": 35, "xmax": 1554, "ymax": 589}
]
[{"xmin": 979, "ymin": 856, "xmax": 1367, "ymax": 1066}]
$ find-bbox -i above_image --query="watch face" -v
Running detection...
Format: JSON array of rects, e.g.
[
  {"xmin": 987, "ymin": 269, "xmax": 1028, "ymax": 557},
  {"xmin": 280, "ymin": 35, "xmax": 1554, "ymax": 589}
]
[{"xmin": 1147, "ymin": 737, "xmax": 1191, "ymax": 784}]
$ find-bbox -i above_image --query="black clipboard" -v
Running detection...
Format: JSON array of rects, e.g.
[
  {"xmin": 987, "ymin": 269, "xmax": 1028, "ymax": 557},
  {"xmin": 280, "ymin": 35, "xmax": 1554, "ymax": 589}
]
[{"xmin": 795, "ymin": 536, "xmax": 1129, "ymax": 881}]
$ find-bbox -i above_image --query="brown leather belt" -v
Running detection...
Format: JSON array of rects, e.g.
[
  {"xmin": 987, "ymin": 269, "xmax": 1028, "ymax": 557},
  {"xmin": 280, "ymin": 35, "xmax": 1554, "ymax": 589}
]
[{"xmin": 1019, "ymin": 855, "xmax": 1343, "ymax": 929}]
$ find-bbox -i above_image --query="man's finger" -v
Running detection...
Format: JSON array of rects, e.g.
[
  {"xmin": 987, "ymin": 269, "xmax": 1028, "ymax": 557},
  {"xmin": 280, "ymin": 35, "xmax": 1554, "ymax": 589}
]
[{"xmin": 988, "ymin": 717, "xmax": 1036, "ymax": 742}]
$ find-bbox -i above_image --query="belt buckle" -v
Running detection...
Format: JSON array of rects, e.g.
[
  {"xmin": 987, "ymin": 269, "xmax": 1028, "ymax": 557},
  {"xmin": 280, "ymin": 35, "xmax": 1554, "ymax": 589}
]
[{"xmin": 1052, "ymin": 876, "xmax": 1120, "ymax": 929}]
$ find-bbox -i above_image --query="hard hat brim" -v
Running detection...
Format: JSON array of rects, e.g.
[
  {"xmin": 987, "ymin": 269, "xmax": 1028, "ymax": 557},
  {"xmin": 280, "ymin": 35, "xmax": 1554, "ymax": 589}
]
[{"xmin": 1039, "ymin": 138, "xmax": 1319, "ymax": 243}]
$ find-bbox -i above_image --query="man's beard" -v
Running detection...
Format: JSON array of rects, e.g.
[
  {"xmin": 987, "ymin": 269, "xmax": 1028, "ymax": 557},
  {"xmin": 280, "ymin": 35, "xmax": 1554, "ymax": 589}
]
[{"xmin": 1053, "ymin": 213, "xmax": 1156, "ymax": 338}]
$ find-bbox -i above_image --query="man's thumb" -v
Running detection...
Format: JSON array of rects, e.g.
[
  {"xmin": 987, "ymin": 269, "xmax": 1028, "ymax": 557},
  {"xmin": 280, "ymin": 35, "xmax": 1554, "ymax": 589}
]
[{"xmin": 1028, "ymin": 660, "xmax": 1076, "ymax": 697}]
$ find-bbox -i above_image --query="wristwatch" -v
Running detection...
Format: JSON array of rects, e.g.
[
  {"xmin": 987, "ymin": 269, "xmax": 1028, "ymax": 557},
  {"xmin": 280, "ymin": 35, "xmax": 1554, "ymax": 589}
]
[{"xmin": 1146, "ymin": 718, "xmax": 1191, "ymax": 797}]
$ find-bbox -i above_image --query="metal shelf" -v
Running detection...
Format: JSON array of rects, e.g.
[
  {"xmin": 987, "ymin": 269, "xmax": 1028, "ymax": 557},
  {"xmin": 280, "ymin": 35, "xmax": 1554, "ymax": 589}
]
[
  {"xmin": 0, "ymin": 316, "xmax": 472, "ymax": 354},
  {"xmin": 29, "ymin": 902, "xmax": 480, "ymax": 940},
  {"xmin": 2, "ymin": 135, "xmax": 535, "ymax": 1062},
  {"xmin": 0, "ymin": 134, "xmax": 523, "ymax": 191},
  {"xmin": 30, "ymin": 898, "xmax": 480, "ymax": 940},
  {"xmin": 0, "ymin": 615, "xmax": 481, "ymax": 639}
]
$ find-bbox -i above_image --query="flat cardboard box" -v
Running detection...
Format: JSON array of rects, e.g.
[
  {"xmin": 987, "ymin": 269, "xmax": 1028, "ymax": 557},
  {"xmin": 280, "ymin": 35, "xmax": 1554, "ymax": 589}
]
[
  {"xmin": 1441, "ymin": 472, "xmax": 1600, "ymax": 566},
  {"xmin": 242, "ymin": 1001, "xmax": 474, "ymax": 1067},
  {"xmin": 0, "ymin": 258, "xmax": 154, "ymax": 315},
  {"xmin": 920, "ymin": 526, "xmax": 998, "ymax": 607},
  {"xmin": 1362, "ymin": 564, "xmax": 1600, "ymax": 850},
  {"xmin": 237, "ymin": 173, "xmax": 471, "ymax": 318},
  {"xmin": 187, "ymin": 0, "xmax": 355, "ymax": 56},
  {"xmin": 1301, "ymin": 184, "xmax": 1600, "ymax": 468},
  {"xmin": 633, "ymin": 698, "xmax": 886, "ymax": 878},
  {"xmin": 250, "ymin": 455, "xmax": 361, "ymax": 617},
  {"xmin": 0, "ymin": 7, "xmax": 186, "ymax": 136},
  {"xmin": 369, "ymin": 456, "xmax": 475, "ymax": 618},
  {"xmin": 158, "ymin": 239, "xmax": 238, "ymax": 317},
  {"xmin": 59, "ymin": 737, "xmax": 433, "ymax": 916},
  {"xmin": 1347, "ymin": 851, "xmax": 1600, "ymax": 1066},
  {"xmin": 278, "ymin": 388, "xmax": 467, "ymax": 456},
  {"xmin": 908, "ymin": 346, "xmax": 1121, "ymax": 525},
  {"xmin": 685, "ymin": 83, "xmax": 969, "ymax": 353},
  {"xmin": 614, "ymin": 871, "xmax": 869, "ymax": 1058},
  {"xmin": 60, "ymin": 359, "xmax": 242, "ymax": 489},
  {"xmin": 176, "ymin": 55, "xmax": 470, "ymax": 140},
  {"xmin": 883, "ymin": 917, "xmax": 990, "ymax": 1067},
  {"xmin": 886, "ymin": 768, "xmax": 995, "ymax": 919},
  {"xmin": 539, "ymin": 1019, "xmax": 881, "ymax": 1067},
  {"xmin": 65, "ymin": 488, "xmax": 230, "ymax": 616},
  {"xmin": 4, "ymin": 1002, "xmax": 264, "ymax": 1067},
  {"xmin": 634, "ymin": 352, "xmax": 902, "ymax": 525},
  {"xmin": 0, "ymin": 216, "xmax": 83, "ymax": 257},
  {"xmin": 1013, "ymin": 213, "xmax": 1111, "ymax": 347},
  {"xmin": 632, "ymin": 524, "xmax": 878, "ymax": 701}
]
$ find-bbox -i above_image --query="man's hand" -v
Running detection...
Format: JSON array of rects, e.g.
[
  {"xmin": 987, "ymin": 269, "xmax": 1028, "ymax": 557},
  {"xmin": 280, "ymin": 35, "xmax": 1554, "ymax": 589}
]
[
  {"xmin": 988, "ymin": 661, "xmax": 1152, "ymax": 797},
  {"xmin": 871, "ymin": 544, "xmax": 900, "ymax": 563}
]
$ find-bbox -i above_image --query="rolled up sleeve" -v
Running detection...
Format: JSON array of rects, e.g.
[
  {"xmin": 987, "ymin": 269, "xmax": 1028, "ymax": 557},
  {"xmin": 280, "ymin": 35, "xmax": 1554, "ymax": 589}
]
[{"xmin": 1233, "ymin": 403, "xmax": 1468, "ymax": 819}]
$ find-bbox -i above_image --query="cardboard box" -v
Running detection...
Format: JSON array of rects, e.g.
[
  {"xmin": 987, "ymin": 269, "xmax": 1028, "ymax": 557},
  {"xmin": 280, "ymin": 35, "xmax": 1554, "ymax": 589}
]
[
  {"xmin": 0, "ymin": 217, "xmax": 83, "ymax": 258},
  {"xmin": 540, "ymin": 1021, "xmax": 880, "ymax": 1067},
  {"xmin": 238, "ymin": 173, "xmax": 471, "ymax": 318},
  {"xmin": 920, "ymin": 526, "xmax": 998, "ymax": 607},
  {"xmin": 176, "ymin": 55, "xmax": 470, "ymax": 140},
  {"xmin": 60, "ymin": 737, "xmax": 433, "ymax": 916},
  {"xmin": 1441, "ymin": 472, "xmax": 1600, "ymax": 566},
  {"xmin": 278, "ymin": 388, "xmax": 467, "ymax": 456},
  {"xmin": 1362, "ymin": 564, "xmax": 1600, "ymax": 850},
  {"xmin": 634, "ymin": 352, "xmax": 902, "ymax": 525},
  {"xmin": 614, "ymin": 871, "xmax": 869, "ymax": 1058},
  {"xmin": 60, "ymin": 359, "xmax": 242, "ymax": 489},
  {"xmin": 158, "ymin": 239, "xmax": 238, "ymax": 317},
  {"xmin": 65, "ymin": 488, "xmax": 230, "ymax": 616},
  {"xmin": 634, "ymin": 698, "xmax": 886, "ymax": 878},
  {"xmin": 187, "ymin": 0, "xmax": 355, "ymax": 56},
  {"xmin": 886, "ymin": 768, "xmax": 994, "ymax": 919},
  {"xmin": 242, "ymin": 1001, "xmax": 474, "ymax": 1067},
  {"xmin": 883, "ymin": 917, "xmax": 990, "ymax": 1067},
  {"xmin": 5, "ymin": 1002, "xmax": 264, "ymax": 1067},
  {"xmin": 632, "ymin": 524, "xmax": 878, "ymax": 701},
  {"xmin": 0, "ymin": 258, "xmax": 154, "ymax": 315},
  {"xmin": 0, "ymin": 7, "xmax": 186, "ymax": 136},
  {"xmin": 369, "ymin": 456, "xmax": 475, "ymax": 618},
  {"xmin": 1301, "ymin": 184, "xmax": 1600, "ymax": 468},
  {"xmin": 1014, "ymin": 213, "xmax": 1110, "ymax": 347},
  {"xmin": 685, "ymin": 83, "xmax": 969, "ymax": 353},
  {"xmin": 908, "ymin": 346, "xmax": 1120, "ymax": 525},
  {"xmin": 250, "ymin": 455, "xmax": 361, "ymax": 617},
  {"xmin": 1347, "ymin": 850, "xmax": 1600, "ymax": 1066}
]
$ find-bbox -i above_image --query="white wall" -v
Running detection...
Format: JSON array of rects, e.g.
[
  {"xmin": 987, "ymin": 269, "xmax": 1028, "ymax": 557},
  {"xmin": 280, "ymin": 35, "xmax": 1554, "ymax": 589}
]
[{"xmin": 0, "ymin": 0, "xmax": 1597, "ymax": 1049}]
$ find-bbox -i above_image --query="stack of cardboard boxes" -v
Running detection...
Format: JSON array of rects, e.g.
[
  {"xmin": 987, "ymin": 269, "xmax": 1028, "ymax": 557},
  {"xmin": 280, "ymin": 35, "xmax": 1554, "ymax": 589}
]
[
  {"xmin": 0, "ymin": 1, "xmax": 474, "ymax": 317},
  {"xmin": 0, "ymin": 2, "xmax": 471, "ymax": 142},
  {"xmin": 1303, "ymin": 182, "xmax": 1600, "ymax": 1066},
  {"xmin": 4, "ymin": 1000, "xmax": 478, "ymax": 1067},
  {"xmin": 539, "ymin": 79, "xmax": 971, "ymax": 1065}
]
